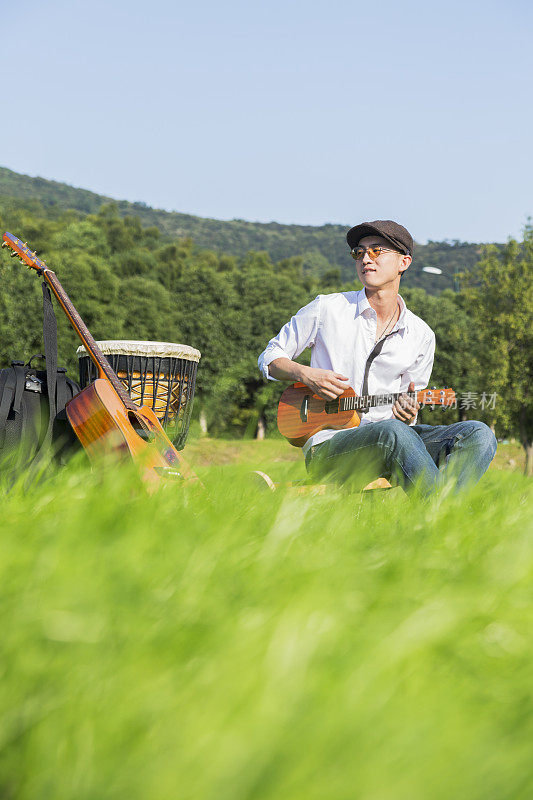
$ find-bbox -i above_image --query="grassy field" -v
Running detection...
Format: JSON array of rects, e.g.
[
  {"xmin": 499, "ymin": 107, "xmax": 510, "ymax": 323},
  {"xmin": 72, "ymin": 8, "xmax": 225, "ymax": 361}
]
[
  {"xmin": 1, "ymin": 439, "xmax": 532, "ymax": 800},
  {"xmin": 185, "ymin": 436, "xmax": 527, "ymax": 483}
]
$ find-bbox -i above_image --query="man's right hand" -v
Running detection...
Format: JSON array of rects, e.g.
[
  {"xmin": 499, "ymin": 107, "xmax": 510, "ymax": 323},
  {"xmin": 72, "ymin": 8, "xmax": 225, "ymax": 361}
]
[
  {"xmin": 267, "ymin": 358, "xmax": 349, "ymax": 400},
  {"xmin": 299, "ymin": 366, "xmax": 350, "ymax": 400}
]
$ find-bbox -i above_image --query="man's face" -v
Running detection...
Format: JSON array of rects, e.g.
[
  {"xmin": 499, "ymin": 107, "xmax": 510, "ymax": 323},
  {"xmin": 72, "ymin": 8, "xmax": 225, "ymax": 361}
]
[{"xmin": 354, "ymin": 235, "xmax": 411, "ymax": 289}]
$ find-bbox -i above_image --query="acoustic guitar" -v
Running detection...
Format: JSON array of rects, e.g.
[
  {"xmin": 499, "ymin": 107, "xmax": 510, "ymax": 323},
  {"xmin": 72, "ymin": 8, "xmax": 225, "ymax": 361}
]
[
  {"xmin": 277, "ymin": 382, "xmax": 456, "ymax": 447},
  {"xmin": 2, "ymin": 232, "xmax": 198, "ymax": 489}
]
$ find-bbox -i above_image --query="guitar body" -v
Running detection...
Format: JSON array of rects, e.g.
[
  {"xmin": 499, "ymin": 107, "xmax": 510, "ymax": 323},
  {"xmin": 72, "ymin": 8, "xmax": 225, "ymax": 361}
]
[
  {"xmin": 66, "ymin": 379, "xmax": 196, "ymax": 489},
  {"xmin": 277, "ymin": 382, "xmax": 362, "ymax": 447}
]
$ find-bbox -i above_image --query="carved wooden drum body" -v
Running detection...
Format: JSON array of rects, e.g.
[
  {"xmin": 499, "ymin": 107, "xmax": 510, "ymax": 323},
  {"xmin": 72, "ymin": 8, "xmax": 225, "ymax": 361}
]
[{"xmin": 77, "ymin": 340, "xmax": 201, "ymax": 450}]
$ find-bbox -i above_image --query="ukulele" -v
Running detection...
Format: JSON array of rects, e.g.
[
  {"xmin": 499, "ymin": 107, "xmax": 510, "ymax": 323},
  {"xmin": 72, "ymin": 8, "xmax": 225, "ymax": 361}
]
[
  {"xmin": 277, "ymin": 382, "xmax": 456, "ymax": 447},
  {"xmin": 2, "ymin": 232, "xmax": 198, "ymax": 489}
]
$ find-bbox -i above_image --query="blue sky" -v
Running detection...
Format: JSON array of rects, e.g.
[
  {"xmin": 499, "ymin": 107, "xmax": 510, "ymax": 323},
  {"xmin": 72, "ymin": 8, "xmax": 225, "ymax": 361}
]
[{"xmin": 1, "ymin": 0, "xmax": 532, "ymax": 243}]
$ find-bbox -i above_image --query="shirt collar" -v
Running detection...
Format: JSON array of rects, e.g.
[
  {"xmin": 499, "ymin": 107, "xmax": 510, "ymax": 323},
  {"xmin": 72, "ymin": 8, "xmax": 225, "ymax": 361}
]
[
  {"xmin": 396, "ymin": 294, "xmax": 409, "ymax": 332},
  {"xmin": 355, "ymin": 288, "xmax": 372, "ymax": 317},
  {"xmin": 355, "ymin": 289, "xmax": 409, "ymax": 332}
]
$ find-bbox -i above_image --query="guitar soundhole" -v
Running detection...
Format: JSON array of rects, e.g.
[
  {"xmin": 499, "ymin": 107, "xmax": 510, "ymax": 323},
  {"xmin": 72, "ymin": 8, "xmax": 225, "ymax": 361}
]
[
  {"xmin": 325, "ymin": 399, "xmax": 340, "ymax": 414},
  {"xmin": 127, "ymin": 411, "xmax": 155, "ymax": 442}
]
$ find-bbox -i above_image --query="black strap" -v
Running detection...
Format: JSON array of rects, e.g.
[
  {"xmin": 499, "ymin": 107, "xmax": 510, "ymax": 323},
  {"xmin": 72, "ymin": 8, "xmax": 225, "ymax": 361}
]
[
  {"xmin": 27, "ymin": 353, "xmax": 45, "ymax": 369},
  {"xmin": 0, "ymin": 370, "xmax": 16, "ymax": 447},
  {"xmin": 55, "ymin": 368, "xmax": 70, "ymax": 414},
  {"xmin": 0, "ymin": 365, "xmax": 29, "ymax": 450},
  {"xmin": 42, "ymin": 282, "xmax": 58, "ymax": 446},
  {"xmin": 361, "ymin": 332, "xmax": 395, "ymax": 399},
  {"xmin": 12, "ymin": 364, "xmax": 27, "ymax": 413}
]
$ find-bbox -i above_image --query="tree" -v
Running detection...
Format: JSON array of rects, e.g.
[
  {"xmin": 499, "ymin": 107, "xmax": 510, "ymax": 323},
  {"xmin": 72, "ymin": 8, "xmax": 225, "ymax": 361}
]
[
  {"xmin": 120, "ymin": 276, "xmax": 174, "ymax": 342},
  {"xmin": 462, "ymin": 226, "xmax": 533, "ymax": 474}
]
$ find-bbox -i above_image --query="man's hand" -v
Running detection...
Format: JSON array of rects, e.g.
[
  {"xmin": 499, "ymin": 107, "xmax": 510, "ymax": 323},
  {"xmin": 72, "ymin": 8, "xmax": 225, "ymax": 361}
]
[
  {"xmin": 392, "ymin": 380, "xmax": 420, "ymax": 423},
  {"xmin": 267, "ymin": 358, "xmax": 349, "ymax": 400},
  {"xmin": 300, "ymin": 366, "xmax": 350, "ymax": 400}
]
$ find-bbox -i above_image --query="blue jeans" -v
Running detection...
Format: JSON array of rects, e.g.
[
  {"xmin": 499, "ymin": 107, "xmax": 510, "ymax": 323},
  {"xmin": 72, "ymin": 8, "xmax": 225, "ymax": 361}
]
[{"xmin": 305, "ymin": 419, "xmax": 497, "ymax": 497}]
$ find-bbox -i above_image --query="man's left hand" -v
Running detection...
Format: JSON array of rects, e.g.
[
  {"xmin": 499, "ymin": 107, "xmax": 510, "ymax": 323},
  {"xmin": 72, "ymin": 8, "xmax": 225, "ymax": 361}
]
[{"xmin": 392, "ymin": 381, "xmax": 420, "ymax": 424}]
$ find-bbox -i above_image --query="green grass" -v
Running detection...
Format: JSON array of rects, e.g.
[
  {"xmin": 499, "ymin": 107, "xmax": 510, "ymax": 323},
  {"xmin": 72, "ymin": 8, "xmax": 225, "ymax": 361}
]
[{"xmin": 0, "ymin": 443, "xmax": 532, "ymax": 800}]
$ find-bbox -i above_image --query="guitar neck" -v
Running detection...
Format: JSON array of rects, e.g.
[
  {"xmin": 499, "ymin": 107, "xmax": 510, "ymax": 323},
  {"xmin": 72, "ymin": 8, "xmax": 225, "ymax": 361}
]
[
  {"xmin": 43, "ymin": 269, "xmax": 135, "ymax": 410},
  {"xmin": 339, "ymin": 391, "xmax": 417, "ymax": 412}
]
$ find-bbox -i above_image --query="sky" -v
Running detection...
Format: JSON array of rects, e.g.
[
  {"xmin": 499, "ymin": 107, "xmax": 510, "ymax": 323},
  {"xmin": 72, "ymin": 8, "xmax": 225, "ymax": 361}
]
[{"xmin": 1, "ymin": 0, "xmax": 532, "ymax": 243}]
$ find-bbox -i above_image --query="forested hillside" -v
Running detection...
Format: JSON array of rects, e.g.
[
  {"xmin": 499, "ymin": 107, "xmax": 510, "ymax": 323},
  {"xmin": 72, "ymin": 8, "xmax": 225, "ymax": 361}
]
[
  {"xmin": 0, "ymin": 166, "xmax": 486, "ymax": 290},
  {"xmin": 0, "ymin": 194, "xmax": 531, "ymax": 467}
]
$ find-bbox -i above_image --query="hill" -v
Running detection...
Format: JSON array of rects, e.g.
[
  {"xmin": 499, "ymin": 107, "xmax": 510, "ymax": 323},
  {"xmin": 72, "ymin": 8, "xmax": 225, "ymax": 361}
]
[{"xmin": 0, "ymin": 166, "xmax": 486, "ymax": 289}]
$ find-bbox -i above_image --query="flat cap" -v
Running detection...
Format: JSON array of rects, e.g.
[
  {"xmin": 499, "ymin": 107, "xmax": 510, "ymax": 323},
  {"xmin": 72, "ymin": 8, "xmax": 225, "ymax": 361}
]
[{"xmin": 346, "ymin": 220, "xmax": 413, "ymax": 256}]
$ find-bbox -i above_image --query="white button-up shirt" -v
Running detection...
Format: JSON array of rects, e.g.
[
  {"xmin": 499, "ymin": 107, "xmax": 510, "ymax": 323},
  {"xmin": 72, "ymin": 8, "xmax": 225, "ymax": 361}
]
[{"xmin": 258, "ymin": 288, "xmax": 435, "ymax": 453}]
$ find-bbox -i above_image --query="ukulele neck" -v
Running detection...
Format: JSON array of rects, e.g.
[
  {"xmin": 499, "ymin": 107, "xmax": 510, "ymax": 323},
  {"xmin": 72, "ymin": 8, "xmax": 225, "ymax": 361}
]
[{"xmin": 333, "ymin": 391, "xmax": 416, "ymax": 413}]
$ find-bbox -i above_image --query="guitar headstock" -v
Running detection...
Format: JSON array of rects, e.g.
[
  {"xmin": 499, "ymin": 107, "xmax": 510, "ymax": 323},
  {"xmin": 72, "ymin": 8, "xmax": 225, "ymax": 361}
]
[
  {"xmin": 418, "ymin": 387, "xmax": 456, "ymax": 406},
  {"xmin": 2, "ymin": 232, "xmax": 47, "ymax": 272}
]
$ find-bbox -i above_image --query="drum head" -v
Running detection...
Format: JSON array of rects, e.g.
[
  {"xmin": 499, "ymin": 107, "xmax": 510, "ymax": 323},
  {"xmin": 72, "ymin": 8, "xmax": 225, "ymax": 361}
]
[{"xmin": 77, "ymin": 340, "xmax": 201, "ymax": 362}]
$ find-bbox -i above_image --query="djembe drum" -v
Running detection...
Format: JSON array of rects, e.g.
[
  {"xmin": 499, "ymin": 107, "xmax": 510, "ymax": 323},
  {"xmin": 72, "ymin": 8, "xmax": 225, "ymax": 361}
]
[{"xmin": 77, "ymin": 340, "xmax": 201, "ymax": 450}]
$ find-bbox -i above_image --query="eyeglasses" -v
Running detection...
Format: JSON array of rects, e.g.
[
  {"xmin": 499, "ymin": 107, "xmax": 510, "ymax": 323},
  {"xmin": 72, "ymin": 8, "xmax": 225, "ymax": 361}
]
[{"xmin": 350, "ymin": 245, "xmax": 401, "ymax": 261}]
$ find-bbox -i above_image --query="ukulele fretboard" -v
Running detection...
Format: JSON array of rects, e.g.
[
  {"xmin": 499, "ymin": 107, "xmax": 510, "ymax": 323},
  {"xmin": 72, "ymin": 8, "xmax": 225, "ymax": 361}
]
[{"xmin": 326, "ymin": 392, "xmax": 415, "ymax": 414}]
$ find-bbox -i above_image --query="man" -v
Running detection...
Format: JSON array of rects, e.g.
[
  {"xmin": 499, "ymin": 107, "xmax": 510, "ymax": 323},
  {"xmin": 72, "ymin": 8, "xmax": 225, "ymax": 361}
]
[{"xmin": 258, "ymin": 220, "xmax": 496, "ymax": 496}]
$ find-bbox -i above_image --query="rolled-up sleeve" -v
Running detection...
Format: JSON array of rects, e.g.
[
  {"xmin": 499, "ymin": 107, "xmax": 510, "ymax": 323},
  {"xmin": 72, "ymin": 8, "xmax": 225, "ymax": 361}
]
[{"xmin": 258, "ymin": 295, "xmax": 321, "ymax": 381}]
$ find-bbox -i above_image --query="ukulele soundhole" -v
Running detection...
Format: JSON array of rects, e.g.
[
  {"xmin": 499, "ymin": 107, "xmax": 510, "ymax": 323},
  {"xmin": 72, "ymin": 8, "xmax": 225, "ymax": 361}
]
[
  {"xmin": 325, "ymin": 399, "xmax": 340, "ymax": 414},
  {"xmin": 128, "ymin": 411, "xmax": 155, "ymax": 442}
]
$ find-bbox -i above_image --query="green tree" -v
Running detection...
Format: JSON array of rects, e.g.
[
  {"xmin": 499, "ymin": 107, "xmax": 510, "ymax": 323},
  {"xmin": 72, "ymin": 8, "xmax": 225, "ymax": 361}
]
[
  {"xmin": 51, "ymin": 220, "xmax": 109, "ymax": 257},
  {"xmin": 120, "ymin": 276, "xmax": 174, "ymax": 342},
  {"xmin": 0, "ymin": 256, "xmax": 43, "ymax": 367},
  {"xmin": 462, "ymin": 226, "xmax": 533, "ymax": 474}
]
